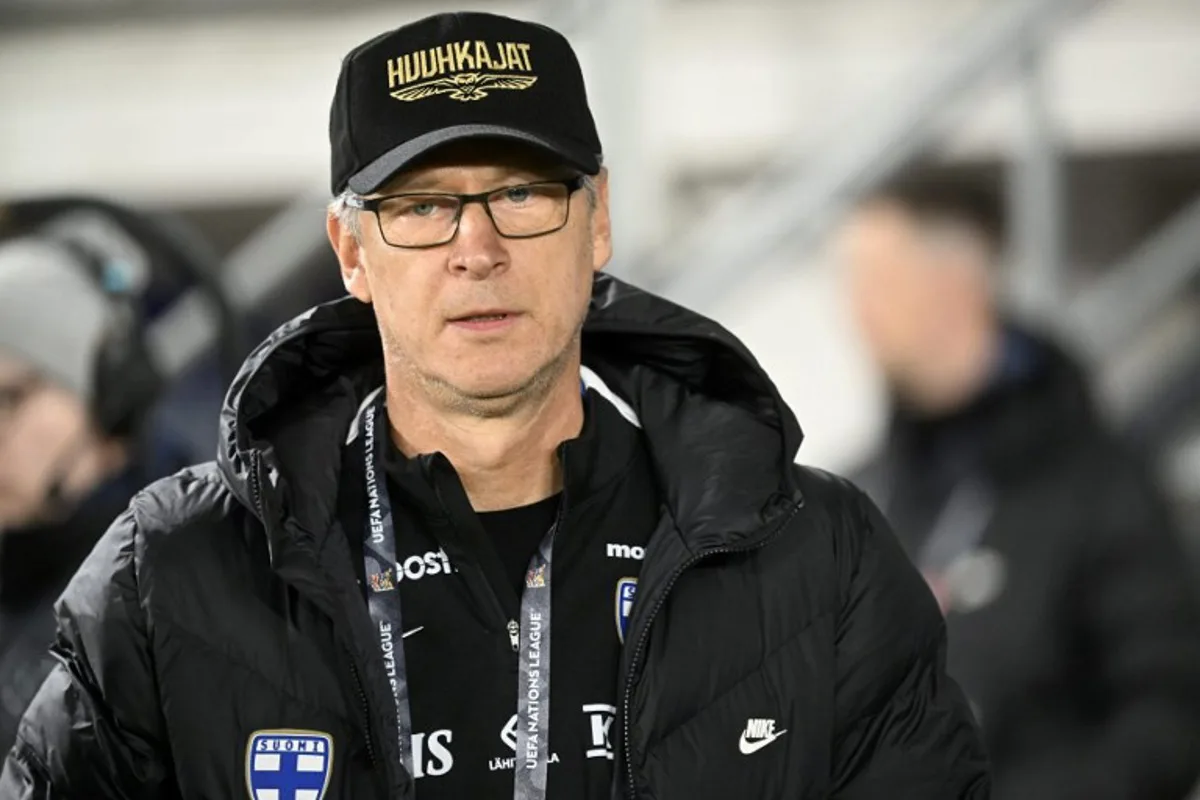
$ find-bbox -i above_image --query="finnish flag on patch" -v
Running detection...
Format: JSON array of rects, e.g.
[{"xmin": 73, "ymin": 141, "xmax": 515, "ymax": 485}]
[{"xmin": 246, "ymin": 730, "xmax": 333, "ymax": 800}]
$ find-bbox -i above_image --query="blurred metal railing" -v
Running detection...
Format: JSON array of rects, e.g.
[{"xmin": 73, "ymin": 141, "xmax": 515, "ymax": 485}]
[
  {"xmin": 1071, "ymin": 194, "xmax": 1200, "ymax": 461},
  {"xmin": 145, "ymin": 189, "xmax": 329, "ymax": 380},
  {"xmin": 1066, "ymin": 196, "xmax": 1200, "ymax": 360},
  {"xmin": 645, "ymin": 0, "xmax": 1102, "ymax": 314}
]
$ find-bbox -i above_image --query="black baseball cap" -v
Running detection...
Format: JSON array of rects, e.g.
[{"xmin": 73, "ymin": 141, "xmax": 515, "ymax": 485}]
[{"xmin": 329, "ymin": 12, "xmax": 603, "ymax": 196}]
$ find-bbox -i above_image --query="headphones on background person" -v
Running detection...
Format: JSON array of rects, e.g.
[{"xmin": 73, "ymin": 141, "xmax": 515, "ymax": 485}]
[
  {"xmin": 43, "ymin": 223, "xmax": 162, "ymax": 439},
  {"xmin": 0, "ymin": 196, "xmax": 244, "ymax": 441}
]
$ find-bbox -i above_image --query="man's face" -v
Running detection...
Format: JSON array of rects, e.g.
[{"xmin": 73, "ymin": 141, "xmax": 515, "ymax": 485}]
[
  {"xmin": 0, "ymin": 352, "xmax": 90, "ymax": 529},
  {"xmin": 839, "ymin": 202, "xmax": 955, "ymax": 376},
  {"xmin": 329, "ymin": 143, "xmax": 611, "ymax": 414}
]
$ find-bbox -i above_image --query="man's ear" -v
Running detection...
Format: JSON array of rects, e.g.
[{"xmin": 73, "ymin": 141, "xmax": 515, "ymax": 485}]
[
  {"xmin": 327, "ymin": 211, "xmax": 372, "ymax": 304},
  {"xmin": 590, "ymin": 169, "xmax": 612, "ymax": 273}
]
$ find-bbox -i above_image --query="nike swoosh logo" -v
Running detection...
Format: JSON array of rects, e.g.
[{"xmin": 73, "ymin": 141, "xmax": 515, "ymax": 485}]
[
  {"xmin": 402, "ymin": 627, "xmax": 424, "ymax": 639},
  {"xmin": 738, "ymin": 729, "xmax": 788, "ymax": 755}
]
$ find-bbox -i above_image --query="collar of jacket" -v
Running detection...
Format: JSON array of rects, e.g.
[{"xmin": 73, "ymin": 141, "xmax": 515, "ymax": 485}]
[
  {"xmin": 366, "ymin": 381, "xmax": 647, "ymax": 535},
  {"xmin": 217, "ymin": 274, "xmax": 805, "ymax": 595}
]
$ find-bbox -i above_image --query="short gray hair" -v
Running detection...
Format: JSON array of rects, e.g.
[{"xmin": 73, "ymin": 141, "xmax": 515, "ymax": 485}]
[
  {"xmin": 328, "ymin": 190, "xmax": 364, "ymax": 241},
  {"xmin": 580, "ymin": 173, "xmax": 599, "ymax": 208},
  {"xmin": 328, "ymin": 173, "xmax": 600, "ymax": 243}
]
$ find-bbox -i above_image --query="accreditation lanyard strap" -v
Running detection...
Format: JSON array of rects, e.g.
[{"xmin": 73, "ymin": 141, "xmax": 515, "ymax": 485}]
[{"xmin": 359, "ymin": 395, "xmax": 555, "ymax": 800}]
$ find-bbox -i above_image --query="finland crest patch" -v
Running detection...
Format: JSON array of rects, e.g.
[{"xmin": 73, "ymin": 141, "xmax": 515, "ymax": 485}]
[
  {"xmin": 245, "ymin": 729, "xmax": 333, "ymax": 800},
  {"xmin": 615, "ymin": 577, "xmax": 638, "ymax": 644}
]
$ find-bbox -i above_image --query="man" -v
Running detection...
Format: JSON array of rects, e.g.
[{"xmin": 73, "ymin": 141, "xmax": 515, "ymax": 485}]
[
  {"xmin": 842, "ymin": 174, "xmax": 1200, "ymax": 800},
  {"xmin": 2, "ymin": 13, "xmax": 988, "ymax": 799},
  {"xmin": 0, "ymin": 211, "xmax": 165, "ymax": 752}
]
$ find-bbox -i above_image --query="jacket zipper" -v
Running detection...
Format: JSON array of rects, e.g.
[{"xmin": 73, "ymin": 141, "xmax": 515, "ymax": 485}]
[
  {"xmin": 249, "ymin": 451, "xmax": 267, "ymax": 526},
  {"xmin": 621, "ymin": 499, "xmax": 802, "ymax": 800},
  {"xmin": 507, "ymin": 620, "xmax": 520, "ymax": 651},
  {"xmin": 346, "ymin": 648, "xmax": 380, "ymax": 768},
  {"xmin": 429, "ymin": 456, "xmax": 523, "ymax": 652}
]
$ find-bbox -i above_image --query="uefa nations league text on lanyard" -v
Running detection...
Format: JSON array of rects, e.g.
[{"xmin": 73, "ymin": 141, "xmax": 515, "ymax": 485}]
[{"xmin": 359, "ymin": 392, "xmax": 555, "ymax": 799}]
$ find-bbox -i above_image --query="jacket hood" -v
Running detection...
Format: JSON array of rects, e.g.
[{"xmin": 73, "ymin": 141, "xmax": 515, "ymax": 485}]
[{"xmin": 217, "ymin": 274, "xmax": 804, "ymax": 575}]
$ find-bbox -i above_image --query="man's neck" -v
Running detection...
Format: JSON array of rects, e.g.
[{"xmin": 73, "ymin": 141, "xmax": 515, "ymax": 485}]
[{"xmin": 385, "ymin": 367, "xmax": 585, "ymax": 513}]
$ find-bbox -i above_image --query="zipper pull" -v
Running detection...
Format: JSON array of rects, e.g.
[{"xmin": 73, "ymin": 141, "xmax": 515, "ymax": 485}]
[{"xmin": 507, "ymin": 619, "xmax": 520, "ymax": 652}]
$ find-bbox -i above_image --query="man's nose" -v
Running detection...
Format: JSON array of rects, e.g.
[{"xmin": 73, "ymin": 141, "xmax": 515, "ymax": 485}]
[{"xmin": 447, "ymin": 201, "xmax": 508, "ymax": 279}]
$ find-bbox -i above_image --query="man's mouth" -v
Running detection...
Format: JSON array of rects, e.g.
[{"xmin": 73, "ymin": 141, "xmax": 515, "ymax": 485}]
[
  {"xmin": 455, "ymin": 313, "xmax": 510, "ymax": 322},
  {"xmin": 447, "ymin": 311, "xmax": 520, "ymax": 330}
]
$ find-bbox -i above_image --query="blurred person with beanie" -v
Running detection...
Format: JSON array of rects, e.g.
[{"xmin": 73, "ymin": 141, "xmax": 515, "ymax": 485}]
[
  {"xmin": 2, "ymin": 12, "xmax": 988, "ymax": 800},
  {"xmin": 0, "ymin": 207, "xmax": 166, "ymax": 753},
  {"xmin": 842, "ymin": 173, "xmax": 1200, "ymax": 800}
]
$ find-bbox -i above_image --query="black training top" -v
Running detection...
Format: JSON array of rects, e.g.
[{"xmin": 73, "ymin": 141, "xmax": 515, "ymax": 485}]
[{"xmin": 340, "ymin": 387, "xmax": 660, "ymax": 798}]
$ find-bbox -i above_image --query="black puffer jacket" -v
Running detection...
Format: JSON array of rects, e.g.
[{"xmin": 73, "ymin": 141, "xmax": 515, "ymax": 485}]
[
  {"xmin": 856, "ymin": 327, "xmax": 1200, "ymax": 800},
  {"xmin": 1, "ymin": 276, "xmax": 988, "ymax": 799}
]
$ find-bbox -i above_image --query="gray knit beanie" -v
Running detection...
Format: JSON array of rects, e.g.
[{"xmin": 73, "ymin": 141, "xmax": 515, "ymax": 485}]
[{"xmin": 0, "ymin": 236, "xmax": 116, "ymax": 403}]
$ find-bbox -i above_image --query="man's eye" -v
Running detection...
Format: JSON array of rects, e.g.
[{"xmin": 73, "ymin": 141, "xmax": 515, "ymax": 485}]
[
  {"xmin": 402, "ymin": 201, "xmax": 439, "ymax": 217},
  {"xmin": 391, "ymin": 197, "xmax": 455, "ymax": 218}
]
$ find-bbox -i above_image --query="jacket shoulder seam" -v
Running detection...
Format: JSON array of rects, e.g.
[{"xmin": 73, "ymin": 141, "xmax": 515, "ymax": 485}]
[
  {"xmin": 129, "ymin": 465, "xmax": 231, "ymax": 526},
  {"xmin": 125, "ymin": 467, "xmax": 237, "ymax": 570}
]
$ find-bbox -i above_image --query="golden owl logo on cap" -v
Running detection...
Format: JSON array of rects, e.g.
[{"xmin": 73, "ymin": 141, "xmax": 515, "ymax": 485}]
[{"xmin": 387, "ymin": 40, "xmax": 537, "ymax": 102}]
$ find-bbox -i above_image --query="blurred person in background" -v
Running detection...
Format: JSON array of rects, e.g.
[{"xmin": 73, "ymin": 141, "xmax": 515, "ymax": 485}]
[
  {"xmin": 842, "ymin": 173, "xmax": 1200, "ymax": 800},
  {"xmin": 2, "ymin": 11, "xmax": 989, "ymax": 800},
  {"xmin": 0, "ymin": 205, "xmax": 167, "ymax": 753}
]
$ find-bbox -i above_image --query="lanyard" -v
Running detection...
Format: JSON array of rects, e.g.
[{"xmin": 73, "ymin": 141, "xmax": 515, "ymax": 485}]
[
  {"xmin": 872, "ymin": 461, "xmax": 994, "ymax": 576},
  {"xmin": 913, "ymin": 478, "xmax": 994, "ymax": 576},
  {"xmin": 358, "ymin": 392, "xmax": 556, "ymax": 799}
]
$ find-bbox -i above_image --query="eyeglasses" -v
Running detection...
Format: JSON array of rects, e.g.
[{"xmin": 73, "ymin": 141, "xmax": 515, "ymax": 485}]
[{"xmin": 347, "ymin": 176, "xmax": 586, "ymax": 249}]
